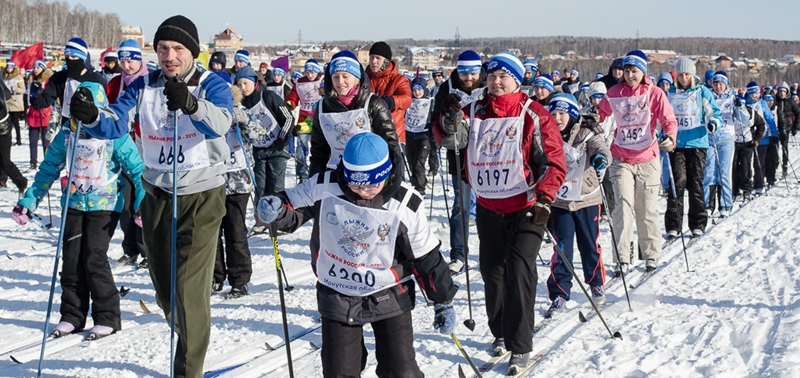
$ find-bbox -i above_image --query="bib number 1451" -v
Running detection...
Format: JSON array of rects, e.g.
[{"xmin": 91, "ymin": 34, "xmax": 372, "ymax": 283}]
[{"xmin": 159, "ymin": 145, "xmax": 185, "ymax": 165}]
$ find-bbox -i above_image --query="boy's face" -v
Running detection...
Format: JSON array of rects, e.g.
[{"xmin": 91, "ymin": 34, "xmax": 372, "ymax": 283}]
[{"xmin": 412, "ymin": 88, "xmax": 424, "ymax": 99}]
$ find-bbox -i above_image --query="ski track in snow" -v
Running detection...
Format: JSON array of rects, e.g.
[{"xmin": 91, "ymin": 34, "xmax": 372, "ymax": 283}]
[{"xmin": 0, "ymin": 133, "xmax": 799, "ymax": 377}]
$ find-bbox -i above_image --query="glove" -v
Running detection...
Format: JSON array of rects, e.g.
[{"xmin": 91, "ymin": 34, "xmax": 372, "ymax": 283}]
[
  {"xmin": 70, "ymin": 87, "xmax": 98, "ymax": 124},
  {"xmin": 432, "ymin": 301, "xmax": 456, "ymax": 334},
  {"xmin": 658, "ymin": 135, "xmax": 674, "ymax": 152},
  {"xmin": 12, "ymin": 205, "xmax": 31, "ymax": 226},
  {"xmin": 30, "ymin": 81, "xmax": 43, "ymax": 98},
  {"xmin": 46, "ymin": 123, "xmax": 59, "ymax": 142},
  {"xmin": 163, "ymin": 78, "xmax": 198, "ymax": 114},
  {"xmin": 590, "ymin": 153, "xmax": 608, "ymax": 171},
  {"xmin": 133, "ymin": 209, "xmax": 142, "ymax": 228},
  {"xmin": 528, "ymin": 197, "xmax": 551, "ymax": 226},
  {"xmin": 750, "ymin": 139, "xmax": 759, "ymax": 148},
  {"xmin": 382, "ymin": 96, "xmax": 395, "ymax": 111},
  {"xmin": 734, "ymin": 98, "xmax": 742, "ymax": 107},
  {"xmin": 257, "ymin": 196, "xmax": 284, "ymax": 224},
  {"xmin": 707, "ymin": 120, "xmax": 718, "ymax": 133},
  {"xmin": 442, "ymin": 93, "xmax": 462, "ymax": 114},
  {"xmin": 442, "ymin": 111, "xmax": 463, "ymax": 135},
  {"xmin": 232, "ymin": 106, "xmax": 250, "ymax": 126}
]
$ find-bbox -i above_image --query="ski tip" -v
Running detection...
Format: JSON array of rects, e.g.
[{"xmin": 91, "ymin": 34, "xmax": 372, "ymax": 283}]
[
  {"xmin": 612, "ymin": 331, "xmax": 623, "ymax": 340},
  {"xmin": 139, "ymin": 299, "xmax": 151, "ymax": 314},
  {"xmin": 578, "ymin": 311, "xmax": 587, "ymax": 323}
]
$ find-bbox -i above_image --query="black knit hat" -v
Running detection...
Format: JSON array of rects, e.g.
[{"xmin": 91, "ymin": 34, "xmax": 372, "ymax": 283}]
[
  {"xmin": 154, "ymin": 15, "xmax": 200, "ymax": 58},
  {"xmin": 369, "ymin": 41, "xmax": 392, "ymax": 61}
]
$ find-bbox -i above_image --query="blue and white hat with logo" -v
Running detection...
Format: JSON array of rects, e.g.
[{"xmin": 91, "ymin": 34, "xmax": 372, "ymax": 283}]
[
  {"xmin": 34, "ymin": 60, "xmax": 47, "ymax": 70},
  {"xmin": 486, "ymin": 52, "xmax": 524, "ymax": 85},
  {"xmin": 304, "ymin": 59, "xmax": 322, "ymax": 73},
  {"xmin": 272, "ymin": 67, "xmax": 285, "ymax": 77},
  {"xmin": 712, "ymin": 71, "xmax": 728, "ymax": 86},
  {"xmin": 548, "ymin": 93, "xmax": 580, "ymax": 120},
  {"xmin": 147, "ymin": 61, "xmax": 158, "ymax": 71},
  {"xmin": 456, "ymin": 50, "xmax": 482, "ymax": 74},
  {"xmin": 746, "ymin": 81, "xmax": 760, "ymax": 95},
  {"xmin": 534, "ymin": 74, "xmax": 554, "ymax": 92},
  {"xmin": 342, "ymin": 133, "xmax": 393, "ymax": 186},
  {"xmin": 595, "ymin": 72, "xmax": 604, "ymax": 80},
  {"xmin": 523, "ymin": 59, "xmax": 538, "ymax": 73},
  {"xmin": 570, "ymin": 69, "xmax": 579, "ymax": 78},
  {"xmin": 291, "ymin": 69, "xmax": 303, "ymax": 79},
  {"xmin": 329, "ymin": 51, "xmax": 361, "ymax": 80},
  {"xmin": 118, "ymin": 39, "xmax": 142, "ymax": 61},
  {"xmin": 623, "ymin": 50, "xmax": 648, "ymax": 74},
  {"xmin": 234, "ymin": 50, "xmax": 250, "ymax": 64},
  {"xmin": 64, "ymin": 37, "xmax": 89, "ymax": 61}
]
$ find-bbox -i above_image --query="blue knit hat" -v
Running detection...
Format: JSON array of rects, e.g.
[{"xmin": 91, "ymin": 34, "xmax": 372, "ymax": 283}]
[
  {"xmin": 657, "ymin": 72, "xmax": 673, "ymax": 86},
  {"xmin": 486, "ymin": 52, "xmax": 524, "ymax": 85},
  {"xmin": 595, "ymin": 72, "xmax": 603, "ymax": 80},
  {"xmin": 234, "ymin": 50, "xmax": 250, "ymax": 64},
  {"xmin": 304, "ymin": 59, "xmax": 322, "ymax": 73},
  {"xmin": 623, "ymin": 50, "xmax": 648, "ymax": 74},
  {"xmin": 118, "ymin": 39, "xmax": 142, "ymax": 61},
  {"xmin": 704, "ymin": 69, "xmax": 715, "ymax": 83},
  {"xmin": 552, "ymin": 70, "xmax": 561, "ymax": 78},
  {"xmin": 746, "ymin": 81, "xmax": 760, "ymax": 95},
  {"xmin": 342, "ymin": 133, "xmax": 393, "ymax": 186},
  {"xmin": 549, "ymin": 93, "xmax": 580, "ymax": 120},
  {"xmin": 456, "ymin": 50, "xmax": 482, "ymax": 74},
  {"xmin": 711, "ymin": 71, "xmax": 728, "ymax": 86},
  {"xmin": 34, "ymin": 60, "xmax": 47, "ymax": 70},
  {"xmin": 291, "ymin": 69, "xmax": 303, "ymax": 79},
  {"xmin": 764, "ymin": 94, "xmax": 775, "ymax": 102},
  {"xmin": 570, "ymin": 69, "xmax": 579, "ymax": 78},
  {"xmin": 103, "ymin": 52, "xmax": 118, "ymax": 62},
  {"xmin": 329, "ymin": 50, "xmax": 361, "ymax": 80},
  {"xmin": 147, "ymin": 61, "xmax": 158, "ymax": 71},
  {"xmin": 64, "ymin": 37, "xmax": 89, "ymax": 61},
  {"xmin": 523, "ymin": 59, "xmax": 538, "ymax": 73},
  {"xmin": 534, "ymin": 74, "xmax": 554, "ymax": 92},
  {"xmin": 272, "ymin": 67, "xmax": 285, "ymax": 77},
  {"xmin": 234, "ymin": 65, "xmax": 258, "ymax": 83}
]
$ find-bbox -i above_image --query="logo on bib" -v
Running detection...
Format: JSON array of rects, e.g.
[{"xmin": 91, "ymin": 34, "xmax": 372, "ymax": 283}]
[
  {"xmin": 377, "ymin": 223, "xmax": 391, "ymax": 243},
  {"xmin": 356, "ymin": 117, "xmax": 366, "ymax": 128},
  {"xmin": 326, "ymin": 212, "xmax": 339, "ymax": 225},
  {"xmin": 337, "ymin": 219, "xmax": 374, "ymax": 258},
  {"xmin": 505, "ymin": 125, "xmax": 517, "ymax": 139},
  {"xmin": 478, "ymin": 129, "xmax": 503, "ymax": 157},
  {"xmin": 335, "ymin": 122, "xmax": 356, "ymax": 145},
  {"xmin": 617, "ymin": 103, "xmax": 640, "ymax": 123}
]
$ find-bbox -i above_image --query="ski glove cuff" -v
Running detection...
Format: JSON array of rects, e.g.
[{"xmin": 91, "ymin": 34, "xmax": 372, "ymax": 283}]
[
  {"xmin": 163, "ymin": 78, "xmax": 198, "ymax": 115},
  {"xmin": 433, "ymin": 301, "xmax": 456, "ymax": 334},
  {"xmin": 528, "ymin": 197, "xmax": 551, "ymax": 226},
  {"xmin": 590, "ymin": 153, "xmax": 608, "ymax": 171},
  {"xmin": 70, "ymin": 87, "xmax": 98, "ymax": 124},
  {"xmin": 257, "ymin": 196, "xmax": 284, "ymax": 224},
  {"xmin": 12, "ymin": 205, "xmax": 30, "ymax": 226}
]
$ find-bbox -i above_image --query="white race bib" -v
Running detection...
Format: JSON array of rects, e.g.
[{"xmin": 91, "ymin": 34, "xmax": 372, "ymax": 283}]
[
  {"xmin": 669, "ymin": 91, "xmax": 702, "ymax": 131},
  {"xmin": 224, "ymin": 128, "xmax": 248, "ymax": 172},
  {"xmin": 318, "ymin": 96, "xmax": 372, "ymax": 169},
  {"xmin": 60, "ymin": 79, "xmax": 81, "ymax": 119},
  {"xmin": 405, "ymin": 97, "xmax": 431, "ymax": 133},
  {"xmin": 66, "ymin": 136, "xmax": 115, "ymax": 194},
  {"xmin": 296, "ymin": 80, "xmax": 322, "ymax": 112},
  {"xmin": 248, "ymin": 99, "xmax": 281, "ymax": 149},
  {"xmin": 266, "ymin": 85, "xmax": 284, "ymax": 99},
  {"xmin": 557, "ymin": 140, "xmax": 587, "ymax": 201},
  {"xmin": 607, "ymin": 88, "xmax": 655, "ymax": 151}
]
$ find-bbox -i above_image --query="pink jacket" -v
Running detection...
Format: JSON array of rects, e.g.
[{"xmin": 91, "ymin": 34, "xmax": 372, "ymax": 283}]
[{"xmin": 597, "ymin": 77, "xmax": 677, "ymax": 165}]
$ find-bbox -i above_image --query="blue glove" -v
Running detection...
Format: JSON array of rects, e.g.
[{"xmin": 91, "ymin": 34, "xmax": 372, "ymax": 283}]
[
  {"xmin": 433, "ymin": 301, "xmax": 456, "ymax": 334},
  {"xmin": 257, "ymin": 196, "xmax": 283, "ymax": 223},
  {"xmin": 591, "ymin": 153, "xmax": 608, "ymax": 171}
]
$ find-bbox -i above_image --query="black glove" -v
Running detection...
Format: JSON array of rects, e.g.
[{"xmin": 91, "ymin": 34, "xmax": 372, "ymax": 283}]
[
  {"xmin": 734, "ymin": 98, "xmax": 742, "ymax": 107},
  {"xmin": 30, "ymin": 81, "xmax": 43, "ymax": 98},
  {"xmin": 527, "ymin": 197, "xmax": 551, "ymax": 226},
  {"xmin": 382, "ymin": 96, "xmax": 395, "ymax": 111},
  {"xmin": 442, "ymin": 93, "xmax": 462, "ymax": 114},
  {"xmin": 750, "ymin": 139, "xmax": 759, "ymax": 148},
  {"xmin": 70, "ymin": 87, "xmax": 98, "ymax": 124},
  {"xmin": 163, "ymin": 78, "xmax": 198, "ymax": 114}
]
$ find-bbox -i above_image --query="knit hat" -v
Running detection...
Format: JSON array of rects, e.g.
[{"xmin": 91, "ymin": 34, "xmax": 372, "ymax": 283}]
[
  {"xmin": 342, "ymin": 133, "xmax": 393, "ymax": 186},
  {"xmin": 234, "ymin": 65, "xmax": 258, "ymax": 83},
  {"xmin": 657, "ymin": 72, "xmax": 674, "ymax": 86},
  {"xmin": 764, "ymin": 94, "xmax": 774, "ymax": 102},
  {"xmin": 118, "ymin": 39, "xmax": 142, "ymax": 61},
  {"xmin": 64, "ymin": 37, "xmax": 89, "ymax": 61},
  {"xmin": 704, "ymin": 69, "xmax": 715, "ymax": 83},
  {"xmin": 456, "ymin": 50, "xmax": 482, "ymax": 74},
  {"xmin": 147, "ymin": 61, "xmax": 158, "ymax": 71},
  {"xmin": 711, "ymin": 71, "xmax": 728, "ymax": 86},
  {"xmin": 486, "ymin": 52, "xmax": 524, "ymax": 85},
  {"xmin": 570, "ymin": 69, "xmax": 579, "ymax": 78},
  {"xmin": 153, "ymin": 15, "xmax": 200, "ymax": 58},
  {"xmin": 103, "ymin": 52, "xmax": 118, "ymax": 62},
  {"xmin": 588, "ymin": 82, "xmax": 607, "ymax": 98},
  {"xmin": 304, "ymin": 59, "xmax": 322, "ymax": 73},
  {"xmin": 234, "ymin": 50, "xmax": 250, "ymax": 64},
  {"xmin": 548, "ymin": 93, "xmax": 580, "ymax": 120},
  {"xmin": 610, "ymin": 58, "xmax": 624, "ymax": 70},
  {"xmin": 552, "ymin": 70, "xmax": 561, "ymax": 78},
  {"xmin": 623, "ymin": 50, "xmax": 648, "ymax": 74},
  {"xmin": 329, "ymin": 50, "xmax": 362, "ymax": 80},
  {"xmin": 272, "ymin": 67, "xmax": 285, "ymax": 77},
  {"xmin": 5, "ymin": 61, "xmax": 15, "ymax": 69},
  {"xmin": 523, "ymin": 59, "xmax": 538, "ymax": 73},
  {"xmin": 595, "ymin": 72, "xmax": 603, "ymax": 80},
  {"xmin": 746, "ymin": 81, "xmax": 760, "ymax": 95},
  {"xmin": 534, "ymin": 74, "xmax": 554, "ymax": 92},
  {"xmin": 778, "ymin": 81, "xmax": 790, "ymax": 92},
  {"xmin": 369, "ymin": 41, "xmax": 392, "ymax": 61},
  {"xmin": 674, "ymin": 57, "xmax": 696, "ymax": 76},
  {"xmin": 34, "ymin": 60, "xmax": 47, "ymax": 70},
  {"xmin": 291, "ymin": 69, "xmax": 303, "ymax": 79}
]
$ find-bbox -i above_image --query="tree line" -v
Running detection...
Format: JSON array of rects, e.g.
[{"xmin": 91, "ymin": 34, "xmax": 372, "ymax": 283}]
[{"xmin": 0, "ymin": 0, "xmax": 122, "ymax": 49}]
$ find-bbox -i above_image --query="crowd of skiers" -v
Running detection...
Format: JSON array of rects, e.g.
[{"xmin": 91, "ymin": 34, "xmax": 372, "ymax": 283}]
[{"xmin": 2, "ymin": 13, "xmax": 800, "ymax": 377}]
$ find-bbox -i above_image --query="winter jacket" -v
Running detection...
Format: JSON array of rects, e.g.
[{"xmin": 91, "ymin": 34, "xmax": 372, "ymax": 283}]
[
  {"xmin": 754, "ymin": 100, "xmax": 778, "ymax": 146},
  {"xmin": 223, "ymin": 86, "xmax": 264, "ymax": 196},
  {"xmin": 29, "ymin": 69, "xmax": 106, "ymax": 126},
  {"xmin": 406, "ymin": 77, "xmax": 434, "ymax": 141},
  {"xmin": 552, "ymin": 116, "xmax": 611, "ymax": 212},
  {"xmin": 366, "ymin": 60, "xmax": 412, "ymax": 143},
  {"xmin": 25, "ymin": 68, "xmax": 54, "ymax": 127},
  {"xmin": 560, "ymin": 78, "xmax": 582, "ymax": 96},
  {"xmin": 2, "ymin": 67, "xmax": 25, "ymax": 113},
  {"xmin": 458, "ymin": 90, "xmax": 567, "ymax": 214},
  {"xmin": 0, "ymin": 80, "xmax": 11, "ymax": 133},
  {"xmin": 84, "ymin": 66, "xmax": 233, "ymax": 195},
  {"xmin": 667, "ymin": 83, "xmax": 721, "ymax": 149},
  {"xmin": 710, "ymin": 89, "xmax": 743, "ymax": 144},
  {"xmin": 597, "ymin": 76, "xmax": 678, "ymax": 165},
  {"xmin": 241, "ymin": 84, "xmax": 295, "ymax": 153},
  {"xmin": 774, "ymin": 95, "xmax": 800, "ymax": 138},
  {"xmin": 271, "ymin": 155, "xmax": 457, "ymax": 325},
  {"xmin": 285, "ymin": 74, "xmax": 323, "ymax": 123},
  {"xmin": 18, "ymin": 129, "xmax": 144, "ymax": 213},
  {"xmin": 309, "ymin": 65, "xmax": 399, "ymax": 177}
]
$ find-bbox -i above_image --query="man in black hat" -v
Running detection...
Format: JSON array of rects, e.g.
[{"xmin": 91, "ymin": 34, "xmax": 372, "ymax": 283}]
[{"xmin": 69, "ymin": 15, "xmax": 233, "ymax": 378}]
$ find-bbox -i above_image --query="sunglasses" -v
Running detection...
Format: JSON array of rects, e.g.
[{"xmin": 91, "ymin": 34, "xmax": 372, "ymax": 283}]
[{"xmin": 347, "ymin": 183, "xmax": 383, "ymax": 193}]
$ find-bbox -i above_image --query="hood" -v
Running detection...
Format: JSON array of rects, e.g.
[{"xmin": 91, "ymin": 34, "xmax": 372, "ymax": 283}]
[
  {"xmin": 2, "ymin": 67, "xmax": 21, "ymax": 79},
  {"xmin": 231, "ymin": 85, "xmax": 244, "ymax": 105}
]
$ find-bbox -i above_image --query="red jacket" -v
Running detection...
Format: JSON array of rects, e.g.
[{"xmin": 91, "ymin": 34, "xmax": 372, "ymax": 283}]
[
  {"xmin": 286, "ymin": 76, "xmax": 322, "ymax": 123},
  {"xmin": 367, "ymin": 61, "xmax": 412, "ymax": 143},
  {"xmin": 25, "ymin": 69, "xmax": 53, "ymax": 128},
  {"xmin": 464, "ymin": 91, "xmax": 566, "ymax": 215}
]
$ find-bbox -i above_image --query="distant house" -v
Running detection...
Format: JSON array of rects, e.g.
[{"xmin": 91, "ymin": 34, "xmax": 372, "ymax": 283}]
[
  {"xmin": 715, "ymin": 55, "xmax": 734, "ymax": 69},
  {"xmin": 562, "ymin": 50, "xmax": 577, "ymax": 60},
  {"xmin": 640, "ymin": 49, "xmax": 678, "ymax": 63},
  {"xmin": 780, "ymin": 54, "xmax": 800, "ymax": 64},
  {"xmin": 732, "ymin": 61, "xmax": 748, "ymax": 70},
  {"xmin": 356, "ymin": 48, "xmax": 370, "ymax": 66},
  {"xmin": 214, "ymin": 28, "xmax": 243, "ymax": 53},
  {"xmin": 407, "ymin": 47, "xmax": 439, "ymax": 69},
  {"xmin": 121, "ymin": 27, "xmax": 145, "ymax": 48}
]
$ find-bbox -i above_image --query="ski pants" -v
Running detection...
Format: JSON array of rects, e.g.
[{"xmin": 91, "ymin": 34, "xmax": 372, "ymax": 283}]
[
  {"xmin": 704, "ymin": 138, "xmax": 734, "ymax": 211},
  {"xmin": 665, "ymin": 148, "xmax": 708, "ymax": 233},
  {"xmin": 547, "ymin": 205, "xmax": 605, "ymax": 302},
  {"xmin": 476, "ymin": 204, "xmax": 543, "ymax": 354},
  {"xmin": 732, "ymin": 143, "xmax": 754, "ymax": 195},
  {"xmin": 755, "ymin": 139, "xmax": 779, "ymax": 189},
  {"xmin": 448, "ymin": 174, "xmax": 471, "ymax": 263},
  {"xmin": 119, "ymin": 172, "xmax": 145, "ymax": 259},
  {"xmin": 60, "ymin": 209, "xmax": 121, "ymax": 331},
  {"xmin": 609, "ymin": 157, "xmax": 662, "ymax": 264},
  {"xmin": 0, "ymin": 133, "xmax": 26, "ymax": 189},
  {"xmin": 252, "ymin": 145, "xmax": 290, "ymax": 199},
  {"xmin": 28, "ymin": 126, "xmax": 50, "ymax": 165},
  {"xmin": 214, "ymin": 193, "xmax": 252, "ymax": 288},
  {"xmin": 294, "ymin": 132, "xmax": 311, "ymax": 183},
  {"xmin": 140, "ymin": 185, "xmax": 225, "ymax": 378},
  {"xmin": 320, "ymin": 312, "xmax": 422, "ymax": 378},
  {"xmin": 428, "ymin": 139, "xmax": 440, "ymax": 175},
  {"xmin": 405, "ymin": 131, "xmax": 430, "ymax": 193},
  {"xmin": 601, "ymin": 168, "xmax": 615, "ymax": 216}
]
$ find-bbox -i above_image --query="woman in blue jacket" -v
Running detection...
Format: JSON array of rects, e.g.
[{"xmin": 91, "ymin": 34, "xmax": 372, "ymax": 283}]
[
  {"xmin": 705, "ymin": 71, "xmax": 739, "ymax": 218},
  {"xmin": 12, "ymin": 82, "xmax": 144, "ymax": 340},
  {"xmin": 665, "ymin": 57, "xmax": 721, "ymax": 238}
]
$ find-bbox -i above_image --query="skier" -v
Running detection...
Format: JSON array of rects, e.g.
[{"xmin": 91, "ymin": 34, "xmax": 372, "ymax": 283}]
[
  {"xmin": 3, "ymin": 61, "xmax": 25, "ymax": 146},
  {"xmin": 581, "ymin": 81, "xmax": 616, "ymax": 218},
  {"xmin": 598, "ymin": 58, "xmax": 624, "ymax": 93},
  {"xmin": 257, "ymin": 132, "xmax": 457, "ymax": 378},
  {"xmin": 596, "ymin": 50, "xmax": 677, "ymax": 274},
  {"xmin": 0, "ymin": 80, "xmax": 28, "ymax": 193},
  {"xmin": 265, "ymin": 66, "xmax": 292, "ymax": 100},
  {"xmin": 773, "ymin": 82, "xmax": 799, "ymax": 178},
  {"xmin": 731, "ymin": 83, "xmax": 765, "ymax": 201},
  {"xmin": 665, "ymin": 57, "xmax": 721, "ymax": 238},
  {"xmin": 454, "ymin": 52, "xmax": 566, "ymax": 373},
  {"xmin": 705, "ymin": 71, "xmax": 739, "ymax": 218},
  {"xmin": 68, "ymin": 15, "xmax": 232, "ymax": 377},
  {"xmin": 404, "ymin": 76, "xmax": 434, "ymax": 195},
  {"xmin": 286, "ymin": 58, "xmax": 323, "ymax": 184},
  {"xmin": 544, "ymin": 93, "xmax": 611, "ymax": 318},
  {"xmin": 101, "ymin": 52, "xmax": 122, "ymax": 83},
  {"xmin": 656, "ymin": 72, "xmax": 673, "ymax": 92},
  {"xmin": 560, "ymin": 69, "xmax": 581, "ymax": 96},
  {"xmin": 13, "ymin": 82, "xmax": 144, "ymax": 340},
  {"xmin": 520, "ymin": 58, "xmax": 538, "ymax": 96},
  {"xmin": 367, "ymin": 41, "xmax": 412, "ymax": 144},
  {"xmin": 749, "ymin": 85, "xmax": 779, "ymax": 194},
  {"xmin": 25, "ymin": 60, "xmax": 54, "ymax": 170},
  {"xmin": 208, "ymin": 51, "xmax": 232, "ymax": 85},
  {"xmin": 532, "ymin": 73, "xmax": 555, "ymax": 106}
]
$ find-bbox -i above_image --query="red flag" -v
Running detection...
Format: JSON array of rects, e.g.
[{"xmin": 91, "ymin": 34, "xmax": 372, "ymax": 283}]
[
  {"xmin": 99, "ymin": 46, "xmax": 113, "ymax": 68},
  {"xmin": 271, "ymin": 56, "xmax": 289, "ymax": 72},
  {"xmin": 10, "ymin": 42, "xmax": 44, "ymax": 70}
]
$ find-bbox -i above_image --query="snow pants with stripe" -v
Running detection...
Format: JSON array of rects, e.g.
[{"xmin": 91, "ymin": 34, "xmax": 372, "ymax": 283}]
[{"xmin": 546, "ymin": 205, "xmax": 605, "ymax": 302}]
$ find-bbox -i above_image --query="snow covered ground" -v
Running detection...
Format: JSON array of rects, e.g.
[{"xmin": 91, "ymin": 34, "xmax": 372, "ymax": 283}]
[{"xmin": 1, "ymin": 130, "xmax": 799, "ymax": 378}]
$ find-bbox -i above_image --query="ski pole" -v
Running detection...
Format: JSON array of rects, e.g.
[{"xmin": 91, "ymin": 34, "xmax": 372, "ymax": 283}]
[
  {"xmin": 450, "ymin": 333, "xmax": 482, "ymax": 378},
  {"xmin": 665, "ymin": 153, "xmax": 694, "ymax": 273},
  {"xmin": 45, "ymin": 191, "xmax": 53, "ymax": 228},
  {"xmin": 36, "ymin": 120, "xmax": 83, "ymax": 378},
  {"xmin": 783, "ymin": 142, "xmax": 800, "ymax": 183},
  {"xmin": 169, "ymin": 107, "xmax": 178, "ymax": 378},
  {"xmin": 401, "ymin": 143, "xmax": 412, "ymax": 183},
  {"xmin": 428, "ymin": 169, "xmax": 435, "ymax": 221},
  {"xmin": 598, "ymin": 183, "xmax": 632, "ymax": 312},
  {"xmin": 543, "ymin": 227, "xmax": 622, "ymax": 339},
  {"xmin": 29, "ymin": 213, "xmax": 58, "ymax": 241},
  {"xmin": 753, "ymin": 143, "xmax": 767, "ymax": 191},
  {"xmin": 452, "ymin": 124, "xmax": 475, "ymax": 331},
  {"xmin": 439, "ymin": 168, "xmax": 450, "ymax": 220},
  {"xmin": 268, "ymin": 222, "xmax": 294, "ymax": 378}
]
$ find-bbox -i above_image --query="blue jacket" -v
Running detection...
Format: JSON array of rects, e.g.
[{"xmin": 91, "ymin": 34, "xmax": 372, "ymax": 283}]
[
  {"xmin": 757, "ymin": 101, "xmax": 778, "ymax": 145},
  {"xmin": 668, "ymin": 84, "xmax": 722, "ymax": 149},
  {"xmin": 18, "ymin": 128, "xmax": 145, "ymax": 213}
]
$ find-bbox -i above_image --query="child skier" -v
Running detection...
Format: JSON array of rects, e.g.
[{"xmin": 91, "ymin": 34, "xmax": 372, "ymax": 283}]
[{"xmin": 405, "ymin": 76, "xmax": 434, "ymax": 195}]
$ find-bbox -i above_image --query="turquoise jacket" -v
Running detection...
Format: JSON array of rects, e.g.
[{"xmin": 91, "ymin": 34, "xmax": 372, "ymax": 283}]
[
  {"xmin": 668, "ymin": 84, "xmax": 722, "ymax": 149},
  {"xmin": 18, "ymin": 128, "xmax": 145, "ymax": 213}
]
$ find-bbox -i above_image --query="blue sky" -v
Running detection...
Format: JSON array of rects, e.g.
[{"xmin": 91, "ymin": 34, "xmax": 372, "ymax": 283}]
[{"xmin": 63, "ymin": 0, "xmax": 800, "ymax": 44}]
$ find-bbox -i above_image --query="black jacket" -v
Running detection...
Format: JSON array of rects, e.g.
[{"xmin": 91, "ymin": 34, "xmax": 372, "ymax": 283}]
[
  {"xmin": 774, "ymin": 96, "xmax": 800, "ymax": 136},
  {"xmin": 431, "ymin": 71, "xmax": 487, "ymax": 176},
  {"xmin": 309, "ymin": 65, "xmax": 399, "ymax": 177},
  {"xmin": 0, "ymin": 80, "xmax": 10, "ymax": 135},
  {"xmin": 29, "ymin": 69, "xmax": 106, "ymax": 125},
  {"xmin": 241, "ymin": 84, "xmax": 295, "ymax": 152}
]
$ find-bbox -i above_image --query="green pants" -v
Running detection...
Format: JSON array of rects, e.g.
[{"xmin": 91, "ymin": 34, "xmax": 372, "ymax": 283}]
[{"xmin": 141, "ymin": 185, "xmax": 225, "ymax": 378}]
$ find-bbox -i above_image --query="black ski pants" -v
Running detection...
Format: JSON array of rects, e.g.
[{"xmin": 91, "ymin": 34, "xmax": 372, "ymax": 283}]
[
  {"xmin": 732, "ymin": 143, "xmax": 754, "ymax": 195},
  {"xmin": 665, "ymin": 148, "xmax": 708, "ymax": 232},
  {"xmin": 119, "ymin": 172, "xmax": 145, "ymax": 258},
  {"xmin": 214, "ymin": 193, "xmax": 252, "ymax": 287},
  {"xmin": 755, "ymin": 139, "xmax": 780, "ymax": 188},
  {"xmin": 405, "ymin": 131, "xmax": 430, "ymax": 193},
  {"xmin": 0, "ymin": 133, "xmax": 26, "ymax": 189}
]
